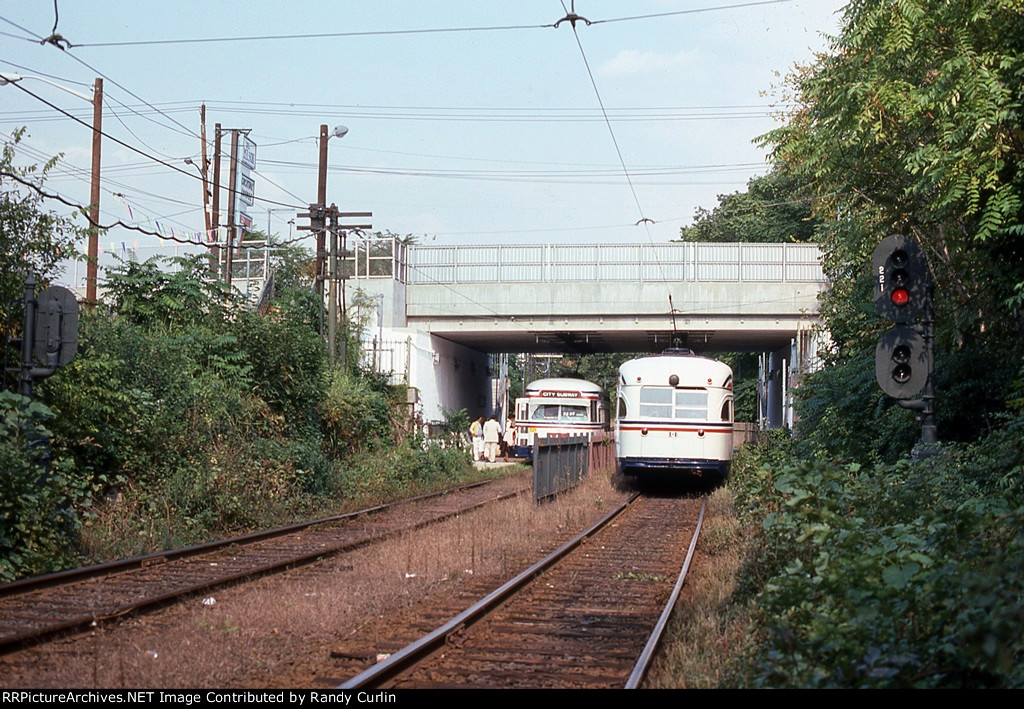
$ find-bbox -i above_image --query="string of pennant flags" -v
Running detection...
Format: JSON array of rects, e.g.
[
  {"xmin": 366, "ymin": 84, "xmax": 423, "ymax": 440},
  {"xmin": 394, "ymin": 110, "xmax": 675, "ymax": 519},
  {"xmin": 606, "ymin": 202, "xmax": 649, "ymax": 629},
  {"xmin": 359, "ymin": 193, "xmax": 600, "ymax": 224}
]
[{"xmin": 113, "ymin": 194, "xmax": 217, "ymax": 246}]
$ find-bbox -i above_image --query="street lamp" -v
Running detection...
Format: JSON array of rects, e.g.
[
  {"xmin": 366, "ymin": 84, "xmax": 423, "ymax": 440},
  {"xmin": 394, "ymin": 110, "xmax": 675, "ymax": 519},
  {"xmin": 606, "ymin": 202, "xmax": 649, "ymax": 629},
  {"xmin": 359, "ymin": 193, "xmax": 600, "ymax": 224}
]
[
  {"xmin": 184, "ymin": 157, "xmax": 213, "ymax": 237},
  {"xmin": 1, "ymin": 73, "xmax": 103, "ymax": 304},
  {"xmin": 315, "ymin": 124, "xmax": 349, "ymax": 290},
  {"xmin": 314, "ymin": 125, "xmax": 349, "ymax": 367}
]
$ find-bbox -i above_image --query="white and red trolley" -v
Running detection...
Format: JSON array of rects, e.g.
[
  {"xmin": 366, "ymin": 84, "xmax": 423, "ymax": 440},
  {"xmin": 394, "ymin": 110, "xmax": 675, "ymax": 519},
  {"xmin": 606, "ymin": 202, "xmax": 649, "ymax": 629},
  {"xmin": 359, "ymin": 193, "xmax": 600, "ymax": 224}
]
[
  {"xmin": 512, "ymin": 378, "xmax": 610, "ymax": 459},
  {"xmin": 614, "ymin": 349, "xmax": 734, "ymax": 482}
]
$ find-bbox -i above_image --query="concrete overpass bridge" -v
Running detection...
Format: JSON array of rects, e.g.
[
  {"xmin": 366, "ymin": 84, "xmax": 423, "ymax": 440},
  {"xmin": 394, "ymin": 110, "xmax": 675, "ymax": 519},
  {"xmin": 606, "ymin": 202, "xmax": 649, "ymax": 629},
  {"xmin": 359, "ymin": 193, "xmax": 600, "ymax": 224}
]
[{"xmin": 344, "ymin": 239, "xmax": 828, "ymax": 426}]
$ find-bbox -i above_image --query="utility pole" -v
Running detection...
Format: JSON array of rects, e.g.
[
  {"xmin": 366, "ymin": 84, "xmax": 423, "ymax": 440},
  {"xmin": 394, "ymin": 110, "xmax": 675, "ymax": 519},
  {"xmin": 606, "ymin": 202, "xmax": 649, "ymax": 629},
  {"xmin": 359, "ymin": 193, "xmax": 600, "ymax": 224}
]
[
  {"xmin": 316, "ymin": 124, "xmax": 329, "ymax": 304},
  {"xmin": 199, "ymin": 105, "xmax": 212, "ymax": 241},
  {"xmin": 327, "ymin": 204, "xmax": 339, "ymax": 365},
  {"xmin": 86, "ymin": 78, "xmax": 102, "ymax": 304},
  {"xmin": 211, "ymin": 123, "xmax": 222, "ymax": 276},
  {"xmin": 225, "ymin": 129, "xmax": 240, "ymax": 288}
]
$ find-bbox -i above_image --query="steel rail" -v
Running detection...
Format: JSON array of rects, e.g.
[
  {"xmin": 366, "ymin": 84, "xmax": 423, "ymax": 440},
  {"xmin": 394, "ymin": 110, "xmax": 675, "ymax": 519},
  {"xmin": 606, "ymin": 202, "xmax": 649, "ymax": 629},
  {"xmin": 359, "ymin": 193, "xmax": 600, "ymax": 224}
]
[
  {"xmin": 339, "ymin": 492, "xmax": 642, "ymax": 689},
  {"xmin": 625, "ymin": 494, "xmax": 707, "ymax": 688},
  {"xmin": 0, "ymin": 478, "xmax": 497, "ymax": 599},
  {"xmin": 0, "ymin": 477, "xmax": 525, "ymax": 654}
]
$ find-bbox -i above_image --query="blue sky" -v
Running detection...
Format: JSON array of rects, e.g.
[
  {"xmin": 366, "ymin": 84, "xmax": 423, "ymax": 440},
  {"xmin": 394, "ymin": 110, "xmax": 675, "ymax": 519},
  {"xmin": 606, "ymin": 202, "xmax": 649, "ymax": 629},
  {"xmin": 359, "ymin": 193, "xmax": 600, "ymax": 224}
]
[{"xmin": 1, "ymin": 1, "xmax": 845, "ymax": 282}]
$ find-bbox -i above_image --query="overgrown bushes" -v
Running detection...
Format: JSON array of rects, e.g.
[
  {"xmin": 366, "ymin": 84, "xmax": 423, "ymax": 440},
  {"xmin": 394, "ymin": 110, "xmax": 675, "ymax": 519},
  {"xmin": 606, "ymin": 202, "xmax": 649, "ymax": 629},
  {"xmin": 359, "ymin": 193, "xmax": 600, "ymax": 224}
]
[
  {"xmin": 0, "ymin": 253, "xmax": 473, "ymax": 579},
  {"xmin": 0, "ymin": 393, "xmax": 79, "ymax": 580},
  {"xmin": 728, "ymin": 419, "xmax": 1024, "ymax": 688}
]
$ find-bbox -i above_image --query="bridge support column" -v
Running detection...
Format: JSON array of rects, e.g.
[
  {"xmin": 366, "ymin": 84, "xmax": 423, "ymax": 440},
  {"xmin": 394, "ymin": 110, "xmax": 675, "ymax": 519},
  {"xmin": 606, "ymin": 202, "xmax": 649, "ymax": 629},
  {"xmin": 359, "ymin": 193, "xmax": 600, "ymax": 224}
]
[{"xmin": 764, "ymin": 344, "xmax": 789, "ymax": 429}]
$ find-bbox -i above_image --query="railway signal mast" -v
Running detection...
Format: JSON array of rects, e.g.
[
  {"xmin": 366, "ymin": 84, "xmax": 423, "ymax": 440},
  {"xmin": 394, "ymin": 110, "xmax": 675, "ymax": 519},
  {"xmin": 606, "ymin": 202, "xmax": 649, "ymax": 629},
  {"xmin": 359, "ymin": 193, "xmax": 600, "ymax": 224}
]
[{"xmin": 872, "ymin": 234, "xmax": 938, "ymax": 456}]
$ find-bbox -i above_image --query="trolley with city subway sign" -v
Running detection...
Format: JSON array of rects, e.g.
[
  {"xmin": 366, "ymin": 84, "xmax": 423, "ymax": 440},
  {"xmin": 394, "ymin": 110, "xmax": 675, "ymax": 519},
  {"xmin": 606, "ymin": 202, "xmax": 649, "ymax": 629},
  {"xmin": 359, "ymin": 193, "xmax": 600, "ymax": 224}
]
[
  {"xmin": 513, "ymin": 378, "xmax": 610, "ymax": 459},
  {"xmin": 614, "ymin": 349, "xmax": 733, "ymax": 482}
]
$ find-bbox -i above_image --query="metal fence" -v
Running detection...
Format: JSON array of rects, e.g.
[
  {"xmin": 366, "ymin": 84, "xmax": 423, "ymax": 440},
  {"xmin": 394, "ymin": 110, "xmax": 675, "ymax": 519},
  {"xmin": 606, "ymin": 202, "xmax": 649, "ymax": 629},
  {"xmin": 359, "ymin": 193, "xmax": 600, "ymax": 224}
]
[
  {"xmin": 342, "ymin": 237, "xmax": 409, "ymax": 282},
  {"xmin": 406, "ymin": 242, "xmax": 824, "ymax": 285},
  {"xmin": 732, "ymin": 422, "xmax": 760, "ymax": 448},
  {"xmin": 533, "ymin": 435, "xmax": 590, "ymax": 503},
  {"xmin": 359, "ymin": 336, "xmax": 411, "ymax": 386}
]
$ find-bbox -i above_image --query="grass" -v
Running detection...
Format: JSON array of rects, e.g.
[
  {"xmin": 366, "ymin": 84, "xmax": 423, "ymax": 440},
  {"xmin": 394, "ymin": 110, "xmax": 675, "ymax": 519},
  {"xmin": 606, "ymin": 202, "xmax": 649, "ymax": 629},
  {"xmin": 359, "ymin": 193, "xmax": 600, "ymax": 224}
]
[
  {"xmin": 644, "ymin": 486, "xmax": 754, "ymax": 689},
  {"xmin": 0, "ymin": 464, "xmax": 628, "ymax": 688}
]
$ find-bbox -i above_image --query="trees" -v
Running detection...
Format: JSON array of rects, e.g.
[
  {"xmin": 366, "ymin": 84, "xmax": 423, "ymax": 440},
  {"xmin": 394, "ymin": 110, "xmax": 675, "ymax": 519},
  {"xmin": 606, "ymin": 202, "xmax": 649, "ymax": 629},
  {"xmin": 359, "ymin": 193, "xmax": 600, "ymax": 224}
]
[
  {"xmin": 762, "ymin": 0, "xmax": 1024, "ymax": 350},
  {"xmin": 677, "ymin": 167, "xmax": 819, "ymax": 244},
  {"xmin": 757, "ymin": 0, "xmax": 1024, "ymax": 455}
]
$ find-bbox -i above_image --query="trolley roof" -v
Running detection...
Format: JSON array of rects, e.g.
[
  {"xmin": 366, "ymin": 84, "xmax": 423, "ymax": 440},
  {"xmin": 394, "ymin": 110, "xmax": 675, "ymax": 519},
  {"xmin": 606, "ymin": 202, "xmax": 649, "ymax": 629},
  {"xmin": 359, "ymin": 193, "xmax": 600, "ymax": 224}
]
[
  {"xmin": 523, "ymin": 378, "xmax": 605, "ymax": 396},
  {"xmin": 619, "ymin": 353, "xmax": 733, "ymax": 389}
]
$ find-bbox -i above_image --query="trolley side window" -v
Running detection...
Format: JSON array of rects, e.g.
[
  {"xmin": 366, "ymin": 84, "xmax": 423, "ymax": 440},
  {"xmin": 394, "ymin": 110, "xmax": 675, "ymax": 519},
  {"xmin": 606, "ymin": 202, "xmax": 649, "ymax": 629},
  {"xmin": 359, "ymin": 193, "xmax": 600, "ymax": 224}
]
[
  {"xmin": 674, "ymin": 390, "xmax": 708, "ymax": 420},
  {"xmin": 721, "ymin": 399, "xmax": 733, "ymax": 423},
  {"xmin": 617, "ymin": 396, "xmax": 627, "ymax": 418}
]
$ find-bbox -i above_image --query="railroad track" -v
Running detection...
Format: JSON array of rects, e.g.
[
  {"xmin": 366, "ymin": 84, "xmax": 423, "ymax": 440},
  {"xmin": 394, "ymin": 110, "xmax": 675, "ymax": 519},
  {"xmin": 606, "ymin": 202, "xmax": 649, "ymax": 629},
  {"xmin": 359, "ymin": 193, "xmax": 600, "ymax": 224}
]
[
  {"xmin": 0, "ymin": 476, "xmax": 528, "ymax": 654},
  {"xmin": 340, "ymin": 493, "xmax": 706, "ymax": 689}
]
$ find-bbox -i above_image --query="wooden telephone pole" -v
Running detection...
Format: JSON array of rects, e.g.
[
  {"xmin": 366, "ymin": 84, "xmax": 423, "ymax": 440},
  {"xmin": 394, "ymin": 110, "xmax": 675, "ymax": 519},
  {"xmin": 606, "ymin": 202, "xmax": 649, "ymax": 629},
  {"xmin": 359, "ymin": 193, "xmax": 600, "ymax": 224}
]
[{"xmin": 86, "ymin": 78, "xmax": 102, "ymax": 303}]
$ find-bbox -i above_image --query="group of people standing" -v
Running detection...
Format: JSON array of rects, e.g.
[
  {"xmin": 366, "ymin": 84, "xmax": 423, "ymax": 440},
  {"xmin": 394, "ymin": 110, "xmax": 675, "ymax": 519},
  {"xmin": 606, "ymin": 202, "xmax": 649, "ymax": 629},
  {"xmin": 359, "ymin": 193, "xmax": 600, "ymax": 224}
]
[{"xmin": 469, "ymin": 415, "xmax": 516, "ymax": 463}]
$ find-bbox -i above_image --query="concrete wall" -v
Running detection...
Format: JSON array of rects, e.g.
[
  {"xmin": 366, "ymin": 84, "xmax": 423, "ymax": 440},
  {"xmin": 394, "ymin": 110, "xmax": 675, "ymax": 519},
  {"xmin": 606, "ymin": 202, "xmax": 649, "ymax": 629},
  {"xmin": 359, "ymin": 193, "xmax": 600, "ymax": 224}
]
[{"xmin": 362, "ymin": 326, "xmax": 492, "ymax": 424}]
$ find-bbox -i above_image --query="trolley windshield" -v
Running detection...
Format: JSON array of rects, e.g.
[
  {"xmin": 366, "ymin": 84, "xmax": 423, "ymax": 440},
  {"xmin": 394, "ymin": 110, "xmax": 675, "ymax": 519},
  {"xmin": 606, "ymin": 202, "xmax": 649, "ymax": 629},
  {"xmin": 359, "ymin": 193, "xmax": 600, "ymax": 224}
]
[
  {"xmin": 529, "ymin": 403, "xmax": 590, "ymax": 422},
  {"xmin": 638, "ymin": 387, "xmax": 708, "ymax": 420}
]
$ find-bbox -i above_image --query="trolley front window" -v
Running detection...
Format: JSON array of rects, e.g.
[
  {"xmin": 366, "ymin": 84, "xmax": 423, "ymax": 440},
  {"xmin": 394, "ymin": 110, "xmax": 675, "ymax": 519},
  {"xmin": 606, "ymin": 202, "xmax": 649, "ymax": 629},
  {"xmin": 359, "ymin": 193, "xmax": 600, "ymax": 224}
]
[
  {"xmin": 529, "ymin": 403, "xmax": 589, "ymax": 422},
  {"xmin": 674, "ymin": 390, "xmax": 707, "ymax": 420},
  {"xmin": 639, "ymin": 387, "xmax": 708, "ymax": 420}
]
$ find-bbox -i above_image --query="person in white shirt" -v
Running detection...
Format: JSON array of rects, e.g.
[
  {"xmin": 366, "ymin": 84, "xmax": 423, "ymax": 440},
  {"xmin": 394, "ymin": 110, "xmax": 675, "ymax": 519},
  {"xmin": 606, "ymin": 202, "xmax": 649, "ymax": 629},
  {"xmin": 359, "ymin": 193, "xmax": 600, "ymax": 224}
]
[{"xmin": 483, "ymin": 415, "xmax": 501, "ymax": 463}]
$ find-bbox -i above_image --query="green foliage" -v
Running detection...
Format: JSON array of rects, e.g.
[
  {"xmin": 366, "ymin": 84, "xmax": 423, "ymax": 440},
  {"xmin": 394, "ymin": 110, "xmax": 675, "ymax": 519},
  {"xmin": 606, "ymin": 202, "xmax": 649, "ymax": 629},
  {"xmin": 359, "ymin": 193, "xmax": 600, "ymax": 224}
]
[
  {"xmin": 762, "ymin": 0, "xmax": 1024, "ymax": 348},
  {"xmin": 0, "ymin": 392, "xmax": 79, "ymax": 580},
  {"xmin": 321, "ymin": 371, "xmax": 396, "ymax": 458},
  {"xmin": 338, "ymin": 438, "xmax": 473, "ymax": 502},
  {"xmin": 233, "ymin": 309, "xmax": 327, "ymax": 429},
  {"xmin": 0, "ymin": 157, "xmax": 480, "ymax": 577},
  {"xmin": 678, "ymin": 167, "xmax": 820, "ymax": 243},
  {"xmin": 793, "ymin": 337, "xmax": 1023, "ymax": 462},
  {"xmin": 103, "ymin": 254, "xmax": 238, "ymax": 328},
  {"xmin": 574, "ymin": 352, "xmax": 637, "ymax": 402},
  {"xmin": 265, "ymin": 243, "xmax": 321, "ymax": 332},
  {"xmin": 436, "ymin": 406, "xmax": 472, "ymax": 450},
  {"xmin": 729, "ymin": 421, "xmax": 1024, "ymax": 688}
]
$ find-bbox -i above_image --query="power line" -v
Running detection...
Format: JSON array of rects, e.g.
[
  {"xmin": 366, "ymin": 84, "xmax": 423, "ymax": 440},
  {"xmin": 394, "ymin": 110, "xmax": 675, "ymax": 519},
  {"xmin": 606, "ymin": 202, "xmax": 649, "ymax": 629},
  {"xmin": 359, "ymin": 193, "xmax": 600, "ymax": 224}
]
[
  {"xmin": 2, "ymin": 169, "xmax": 315, "ymax": 248},
  {"xmin": 3, "ymin": 168, "xmax": 209, "ymax": 245},
  {"xmin": 0, "ymin": 16, "xmax": 44, "ymax": 42},
  {"xmin": 260, "ymin": 157, "xmax": 765, "ymax": 176},
  {"xmin": 7, "ymin": 80, "xmax": 305, "ymax": 210},
  {"xmin": 0, "ymin": 58, "xmax": 91, "ymax": 87},
  {"xmin": 589, "ymin": 0, "xmax": 792, "ymax": 26},
  {"xmin": 70, "ymin": 21, "xmax": 559, "ymax": 49}
]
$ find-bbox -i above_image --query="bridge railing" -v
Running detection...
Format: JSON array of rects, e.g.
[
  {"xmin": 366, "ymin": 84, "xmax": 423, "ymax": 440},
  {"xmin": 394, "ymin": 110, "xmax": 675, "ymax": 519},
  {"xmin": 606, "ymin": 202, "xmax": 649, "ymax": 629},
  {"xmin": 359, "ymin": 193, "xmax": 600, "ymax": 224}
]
[{"xmin": 405, "ymin": 242, "xmax": 824, "ymax": 285}]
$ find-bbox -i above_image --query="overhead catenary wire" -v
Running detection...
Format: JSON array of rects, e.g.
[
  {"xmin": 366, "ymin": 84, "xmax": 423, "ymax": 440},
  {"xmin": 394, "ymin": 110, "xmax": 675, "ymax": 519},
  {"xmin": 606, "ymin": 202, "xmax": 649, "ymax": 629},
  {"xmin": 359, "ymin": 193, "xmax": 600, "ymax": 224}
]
[
  {"xmin": 48, "ymin": 0, "xmax": 792, "ymax": 48},
  {"xmin": 0, "ymin": 3, "xmax": 810, "ymax": 261},
  {"xmin": 0, "ymin": 17, "xmax": 204, "ymax": 144},
  {"xmin": 556, "ymin": 2, "xmax": 652, "ymax": 228}
]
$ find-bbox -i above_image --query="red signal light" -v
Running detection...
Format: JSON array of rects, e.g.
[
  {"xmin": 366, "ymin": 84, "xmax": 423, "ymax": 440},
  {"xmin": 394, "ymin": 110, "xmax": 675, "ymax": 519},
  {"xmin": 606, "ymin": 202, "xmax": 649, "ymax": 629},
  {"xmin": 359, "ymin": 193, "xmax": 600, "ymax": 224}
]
[{"xmin": 891, "ymin": 288, "xmax": 909, "ymax": 306}]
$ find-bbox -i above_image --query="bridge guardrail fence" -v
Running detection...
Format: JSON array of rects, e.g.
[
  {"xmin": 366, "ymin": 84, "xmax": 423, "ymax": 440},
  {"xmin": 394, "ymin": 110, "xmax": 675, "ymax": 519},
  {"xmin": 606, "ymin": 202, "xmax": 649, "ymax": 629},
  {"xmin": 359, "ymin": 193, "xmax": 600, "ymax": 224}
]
[{"xmin": 405, "ymin": 242, "xmax": 824, "ymax": 285}]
